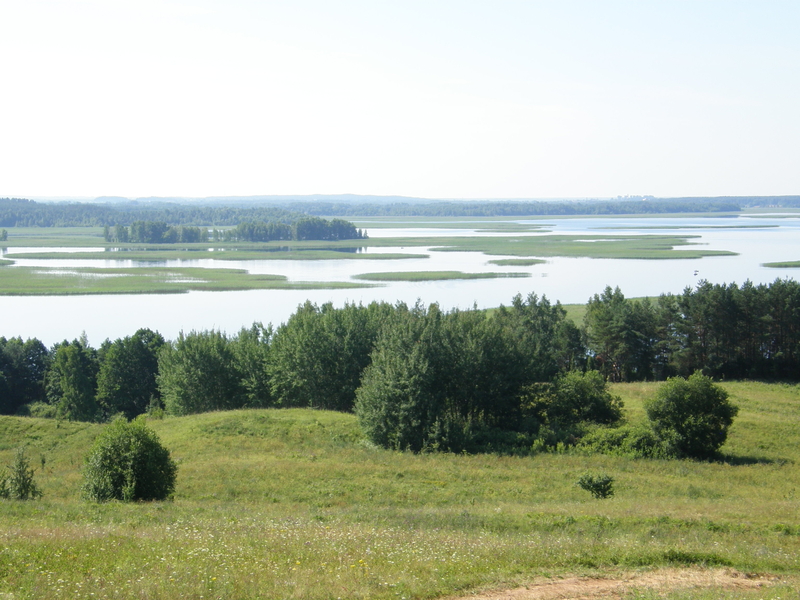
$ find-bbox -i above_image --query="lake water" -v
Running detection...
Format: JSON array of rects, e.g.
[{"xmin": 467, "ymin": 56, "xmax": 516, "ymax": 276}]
[{"xmin": 1, "ymin": 214, "xmax": 798, "ymax": 346}]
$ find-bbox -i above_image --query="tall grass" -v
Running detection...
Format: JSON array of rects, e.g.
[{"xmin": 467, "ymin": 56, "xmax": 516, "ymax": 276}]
[{"xmin": 1, "ymin": 382, "xmax": 799, "ymax": 599}]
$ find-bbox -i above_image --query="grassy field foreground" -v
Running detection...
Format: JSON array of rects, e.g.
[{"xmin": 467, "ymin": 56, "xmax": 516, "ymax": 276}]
[{"xmin": 1, "ymin": 382, "xmax": 799, "ymax": 599}]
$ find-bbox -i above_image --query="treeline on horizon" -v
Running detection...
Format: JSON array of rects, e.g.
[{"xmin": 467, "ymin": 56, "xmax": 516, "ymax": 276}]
[
  {"xmin": 0, "ymin": 198, "xmax": 311, "ymax": 228},
  {"xmin": 103, "ymin": 218, "xmax": 366, "ymax": 244},
  {"xmin": 4, "ymin": 196, "xmax": 800, "ymax": 228},
  {"xmin": 289, "ymin": 197, "xmax": 756, "ymax": 217},
  {"xmin": 2, "ymin": 278, "xmax": 798, "ymax": 453}
]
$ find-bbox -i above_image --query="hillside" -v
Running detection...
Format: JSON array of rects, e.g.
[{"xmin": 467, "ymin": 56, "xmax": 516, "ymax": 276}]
[{"xmin": 1, "ymin": 381, "xmax": 799, "ymax": 599}]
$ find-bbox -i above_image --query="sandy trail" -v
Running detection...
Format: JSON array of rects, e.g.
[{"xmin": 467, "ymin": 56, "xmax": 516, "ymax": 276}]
[{"xmin": 449, "ymin": 568, "xmax": 779, "ymax": 600}]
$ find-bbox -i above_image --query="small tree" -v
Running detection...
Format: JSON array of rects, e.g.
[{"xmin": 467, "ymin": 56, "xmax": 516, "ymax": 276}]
[
  {"xmin": 645, "ymin": 371, "xmax": 738, "ymax": 459},
  {"xmin": 577, "ymin": 473, "xmax": 614, "ymax": 499},
  {"xmin": 82, "ymin": 418, "xmax": 177, "ymax": 502},
  {"xmin": 0, "ymin": 447, "xmax": 43, "ymax": 500}
]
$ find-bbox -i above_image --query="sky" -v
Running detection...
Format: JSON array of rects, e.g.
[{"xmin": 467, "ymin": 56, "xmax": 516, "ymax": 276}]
[{"xmin": 1, "ymin": 0, "xmax": 799, "ymax": 200}]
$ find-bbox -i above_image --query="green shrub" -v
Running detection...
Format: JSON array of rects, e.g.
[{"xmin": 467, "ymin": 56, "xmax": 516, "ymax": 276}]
[
  {"xmin": 0, "ymin": 447, "xmax": 43, "ymax": 500},
  {"xmin": 82, "ymin": 417, "xmax": 177, "ymax": 502},
  {"xmin": 645, "ymin": 372, "xmax": 738, "ymax": 459},
  {"xmin": 579, "ymin": 424, "xmax": 666, "ymax": 458},
  {"xmin": 577, "ymin": 473, "xmax": 615, "ymax": 499},
  {"xmin": 523, "ymin": 371, "xmax": 623, "ymax": 429},
  {"xmin": 15, "ymin": 401, "xmax": 58, "ymax": 418}
]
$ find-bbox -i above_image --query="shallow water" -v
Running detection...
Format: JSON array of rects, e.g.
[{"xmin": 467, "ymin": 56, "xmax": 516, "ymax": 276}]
[{"xmin": 1, "ymin": 214, "xmax": 798, "ymax": 345}]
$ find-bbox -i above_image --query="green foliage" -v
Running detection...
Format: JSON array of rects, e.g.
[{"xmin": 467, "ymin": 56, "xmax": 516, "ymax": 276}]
[
  {"xmin": 584, "ymin": 287, "xmax": 664, "ymax": 381},
  {"xmin": 157, "ymin": 330, "xmax": 247, "ymax": 416},
  {"xmin": 270, "ymin": 301, "xmax": 394, "ymax": 411},
  {"xmin": 576, "ymin": 473, "xmax": 614, "ymax": 499},
  {"xmin": 229, "ymin": 220, "xmax": 292, "ymax": 242},
  {"xmin": 645, "ymin": 372, "xmax": 738, "ymax": 459},
  {"xmin": 0, "ymin": 336, "xmax": 49, "ymax": 415},
  {"xmin": 292, "ymin": 216, "xmax": 366, "ymax": 241},
  {"xmin": 105, "ymin": 221, "xmax": 209, "ymax": 243},
  {"xmin": 81, "ymin": 417, "xmax": 176, "ymax": 502},
  {"xmin": 356, "ymin": 303, "xmax": 532, "ymax": 452},
  {"xmin": 582, "ymin": 279, "xmax": 800, "ymax": 381},
  {"xmin": 96, "ymin": 328, "xmax": 166, "ymax": 420},
  {"xmin": 523, "ymin": 370, "xmax": 624, "ymax": 432},
  {"xmin": 578, "ymin": 424, "xmax": 665, "ymax": 458},
  {"xmin": 495, "ymin": 292, "xmax": 585, "ymax": 377},
  {"xmin": 46, "ymin": 339, "xmax": 99, "ymax": 422},
  {"xmin": 21, "ymin": 401, "xmax": 59, "ymax": 419},
  {"xmin": 0, "ymin": 447, "xmax": 43, "ymax": 500},
  {"xmin": 231, "ymin": 323, "xmax": 273, "ymax": 407}
]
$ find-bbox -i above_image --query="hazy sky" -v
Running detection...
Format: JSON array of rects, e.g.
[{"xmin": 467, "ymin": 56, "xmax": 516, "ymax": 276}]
[{"xmin": 2, "ymin": 1, "xmax": 799, "ymax": 199}]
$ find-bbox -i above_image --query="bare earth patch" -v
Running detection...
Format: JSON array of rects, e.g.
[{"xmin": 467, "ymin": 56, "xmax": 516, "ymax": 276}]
[{"xmin": 450, "ymin": 568, "xmax": 779, "ymax": 600}]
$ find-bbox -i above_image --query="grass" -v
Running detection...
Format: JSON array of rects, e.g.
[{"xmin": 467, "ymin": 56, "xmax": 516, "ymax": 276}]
[
  {"xmin": 1, "ymin": 381, "xmax": 799, "ymax": 599},
  {"xmin": 763, "ymin": 261, "xmax": 800, "ymax": 268},
  {"xmin": 350, "ymin": 217, "xmax": 551, "ymax": 231},
  {"xmin": 352, "ymin": 271, "xmax": 531, "ymax": 282},
  {"xmin": 562, "ymin": 302, "xmax": 587, "ymax": 325},
  {"xmin": 487, "ymin": 258, "xmax": 546, "ymax": 266},
  {"xmin": 1, "ymin": 226, "xmax": 108, "ymax": 247},
  {"xmin": 6, "ymin": 250, "xmax": 429, "ymax": 261},
  {"xmin": 594, "ymin": 225, "xmax": 779, "ymax": 230},
  {"xmin": 420, "ymin": 234, "xmax": 738, "ymax": 259},
  {"xmin": 0, "ymin": 266, "xmax": 372, "ymax": 295},
  {"xmin": 3, "ymin": 226, "xmax": 739, "ymax": 261},
  {"xmin": 0, "ymin": 259, "xmax": 13, "ymax": 266}
]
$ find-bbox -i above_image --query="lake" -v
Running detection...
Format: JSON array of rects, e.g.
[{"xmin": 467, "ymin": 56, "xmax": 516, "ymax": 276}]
[{"xmin": 1, "ymin": 213, "xmax": 798, "ymax": 345}]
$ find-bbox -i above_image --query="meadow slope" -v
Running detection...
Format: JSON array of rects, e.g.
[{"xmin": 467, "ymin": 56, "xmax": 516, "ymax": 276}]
[{"xmin": 0, "ymin": 381, "xmax": 799, "ymax": 599}]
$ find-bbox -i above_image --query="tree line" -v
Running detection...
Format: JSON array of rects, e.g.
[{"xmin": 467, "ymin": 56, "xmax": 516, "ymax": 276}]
[
  {"xmin": 0, "ymin": 198, "xmax": 326, "ymax": 228},
  {"xmin": 0, "ymin": 197, "xmax": 766, "ymax": 229},
  {"xmin": 1, "ymin": 279, "xmax": 796, "ymax": 452},
  {"xmin": 217, "ymin": 217, "xmax": 367, "ymax": 242},
  {"xmin": 6, "ymin": 196, "xmax": 800, "ymax": 228},
  {"xmin": 284, "ymin": 198, "xmax": 745, "ymax": 217},
  {"xmin": 102, "ymin": 218, "xmax": 366, "ymax": 244},
  {"xmin": 585, "ymin": 279, "xmax": 800, "ymax": 381}
]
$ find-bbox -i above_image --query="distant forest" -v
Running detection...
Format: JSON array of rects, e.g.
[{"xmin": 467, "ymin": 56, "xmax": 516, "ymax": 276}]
[
  {"xmin": 3, "ymin": 196, "xmax": 799, "ymax": 227},
  {"xmin": 287, "ymin": 197, "xmax": 754, "ymax": 217},
  {"xmin": 0, "ymin": 198, "xmax": 306, "ymax": 228}
]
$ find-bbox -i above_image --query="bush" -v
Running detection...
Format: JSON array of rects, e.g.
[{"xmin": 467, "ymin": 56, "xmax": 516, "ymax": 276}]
[
  {"xmin": 18, "ymin": 401, "xmax": 58, "ymax": 419},
  {"xmin": 579, "ymin": 424, "xmax": 666, "ymax": 459},
  {"xmin": 522, "ymin": 370, "xmax": 624, "ymax": 436},
  {"xmin": 0, "ymin": 447, "xmax": 43, "ymax": 500},
  {"xmin": 82, "ymin": 418, "xmax": 177, "ymax": 502},
  {"xmin": 645, "ymin": 371, "xmax": 738, "ymax": 459},
  {"xmin": 577, "ymin": 473, "xmax": 615, "ymax": 499}
]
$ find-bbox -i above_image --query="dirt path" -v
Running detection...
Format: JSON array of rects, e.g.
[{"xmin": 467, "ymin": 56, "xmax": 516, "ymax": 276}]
[{"xmin": 449, "ymin": 568, "xmax": 779, "ymax": 600}]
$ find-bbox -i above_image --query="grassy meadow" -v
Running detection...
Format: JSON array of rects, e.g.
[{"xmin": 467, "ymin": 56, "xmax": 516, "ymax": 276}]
[
  {"xmin": 0, "ymin": 266, "xmax": 372, "ymax": 295},
  {"xmin": 1, "ymin": 381, "xmax": 799, "ymax": 599},
  {"xmin": 352, "ymin": 271, "xmax": 530, "ymax": 282}
]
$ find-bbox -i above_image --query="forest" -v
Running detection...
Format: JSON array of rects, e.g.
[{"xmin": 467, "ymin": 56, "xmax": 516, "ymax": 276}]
[
  {"xmin": 102, "ymin": 217, "xmax": 366, "ymax": 244},
  {"xmin": 284, "ymin": 197, "xmax": 747, "ymax": 217},
  {"xmin": 2, "ymin": 196, "xmax": 789, "ymax": 229},
  {"xmin": 2, "ymin": 278, "xmax": 797, "ymax": 455},
  {"xmin": 0, "ymin": 198, "xmax": 320, "ymax": 228}
]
